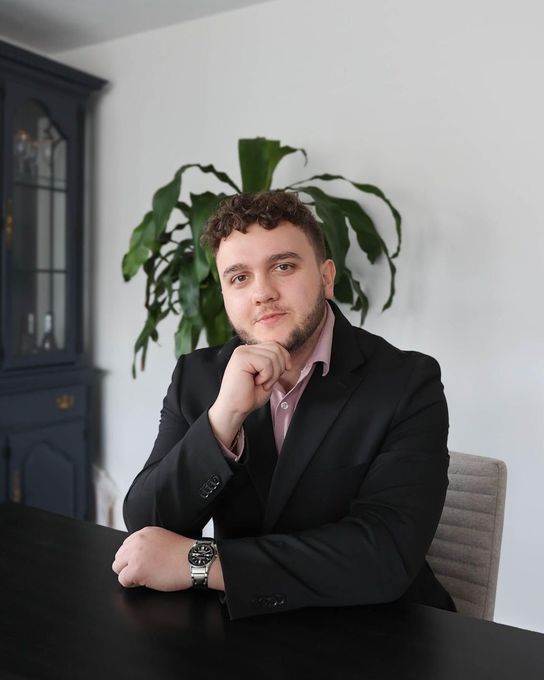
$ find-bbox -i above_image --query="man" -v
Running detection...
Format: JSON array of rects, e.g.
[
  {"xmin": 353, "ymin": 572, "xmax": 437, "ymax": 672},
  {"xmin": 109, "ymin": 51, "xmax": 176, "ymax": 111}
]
[{"xmin": 113, "ymin": 191, "xmax": 455, "ymax": 619}]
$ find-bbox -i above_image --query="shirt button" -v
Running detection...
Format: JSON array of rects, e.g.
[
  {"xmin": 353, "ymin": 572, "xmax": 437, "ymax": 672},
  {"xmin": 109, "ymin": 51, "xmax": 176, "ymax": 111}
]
[{"xmin": 280, "ymin": 401, "xmax": 289, "ymax": 410}]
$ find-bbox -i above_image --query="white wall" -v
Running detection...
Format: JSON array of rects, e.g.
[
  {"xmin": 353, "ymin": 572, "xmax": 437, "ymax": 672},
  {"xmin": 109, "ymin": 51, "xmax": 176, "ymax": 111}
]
[{"xmin": 56, "ymin": 0, "xmax": 544, "ymax": 632}]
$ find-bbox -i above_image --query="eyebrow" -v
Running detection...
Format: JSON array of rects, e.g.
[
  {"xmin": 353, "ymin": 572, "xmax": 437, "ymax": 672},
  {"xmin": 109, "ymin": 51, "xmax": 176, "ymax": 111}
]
[{"xmin": 221, "ymin": 251, "xmax": 302, "ymax": 279}]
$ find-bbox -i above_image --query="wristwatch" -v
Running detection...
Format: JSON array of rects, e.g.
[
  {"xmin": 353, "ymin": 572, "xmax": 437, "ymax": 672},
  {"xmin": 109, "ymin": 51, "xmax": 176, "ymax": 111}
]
[{"xmin": 188, "ymin": 537, "xmax": 218, "ymax": 589}]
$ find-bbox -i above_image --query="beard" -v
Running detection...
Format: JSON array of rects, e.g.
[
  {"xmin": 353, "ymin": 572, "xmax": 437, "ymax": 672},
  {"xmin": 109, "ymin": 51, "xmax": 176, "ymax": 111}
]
[{"xmin": 232, "ymin": 288, "xmax": 327, "ymax": 354}]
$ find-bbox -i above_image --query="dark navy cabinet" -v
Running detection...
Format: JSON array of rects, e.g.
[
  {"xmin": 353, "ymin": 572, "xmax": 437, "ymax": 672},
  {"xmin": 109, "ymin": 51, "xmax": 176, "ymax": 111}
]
[{"xmin": 0, "ymin": 40, "xmax": 106, "ymax": 519}]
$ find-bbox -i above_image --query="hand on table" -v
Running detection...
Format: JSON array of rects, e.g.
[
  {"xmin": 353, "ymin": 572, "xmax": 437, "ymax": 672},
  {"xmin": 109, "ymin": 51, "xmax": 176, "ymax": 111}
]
[{"xmin": 112, "ymin": 527, "xmax": 193, "ymax": 591}]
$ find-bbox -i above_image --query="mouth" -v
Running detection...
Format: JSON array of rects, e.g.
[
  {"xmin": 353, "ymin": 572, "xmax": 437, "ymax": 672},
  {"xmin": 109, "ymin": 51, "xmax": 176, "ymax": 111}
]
[{"xmin": 256, "ymin": 312, "xmax": 287, "ymax": 324}]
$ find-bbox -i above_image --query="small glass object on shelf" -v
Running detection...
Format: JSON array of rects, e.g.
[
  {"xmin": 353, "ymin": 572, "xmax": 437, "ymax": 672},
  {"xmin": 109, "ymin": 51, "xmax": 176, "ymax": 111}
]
[
  {"xmin": 13, "ymin": 129, "xmax": 31, "ymax": 178},
  {"xmin": 12, "ymin": 118, "xmax": 66, "ymax": 189},
  {"xmin": 40, "ymin": 311, "xmax": 58, "ymax": 352},
  {"xmin": 20, "ymin": 312, "xmax": 38, "ymax": 356}
]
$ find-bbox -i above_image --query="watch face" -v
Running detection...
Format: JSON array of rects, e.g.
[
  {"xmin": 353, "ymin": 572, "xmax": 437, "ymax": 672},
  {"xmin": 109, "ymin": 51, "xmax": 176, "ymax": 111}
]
[{"xmin": 188, "ymin": 543, "xmax": 215, "ymax": 566}]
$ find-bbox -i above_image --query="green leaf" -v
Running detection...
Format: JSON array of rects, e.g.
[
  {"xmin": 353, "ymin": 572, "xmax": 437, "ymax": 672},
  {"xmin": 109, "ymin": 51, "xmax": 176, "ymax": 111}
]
[
  {"xmin": 175, "ymin": 316, "xmax": 201, "ymax": 358},
  {"xmin": 289, "ymin": 173, "xmax": 402, "ymax": 258},
  {"xmin": 200, "ymin": 278, "xmax": 232, "ymax": 347},
  {"xmin": 131, "ymin": 302, "xmax": 169, "ymax": 376},
  {"xmin": 326, "ymin": 196, "xmax": 383, "ymax": 264},
  {"xmin": 334, "ymin": 269, "xmax": 353, "ymax": 304},
  {"xmin": 178, "ymin": 257, "xmax": 200, "ymax": 319},
  {"xmin": 206, "ymin": 250, "xmax": 221, "ymax": 285},
  {"xmin": 346, "ymin": 269, "xmax": 370, "ymax": 325},
  {"xmin": 188, "ymin": 192, "xmax": 225, "ymax": 282},
  {"xmin": 352, "ymin": 182, "xmax": 402, "ymax": 258},
  {"xmin": 122, "ymin": 211, "xmax": 159, "ymax": 281},
  {"xmin": 380, "ymin": 250, "xmax": 397, "ymax": 312},
  {"xmin": 294, "ymin": 186, "xmax": 350, "ymax": 276},
  {"xmin": 177, "ymin": 163, "xmax": 241, "ymax": 194},
  {"xmin": 152, "ymin": 170, "xmax": 182, "ymax": 237},
  {"xmin": 239, "ymin": 137, "xmax": 307, "ymax": 192}
]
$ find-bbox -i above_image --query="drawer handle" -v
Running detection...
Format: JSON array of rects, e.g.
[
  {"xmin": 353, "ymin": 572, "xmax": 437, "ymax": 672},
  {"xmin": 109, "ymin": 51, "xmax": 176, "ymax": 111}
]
[
  {"xmin": 12, "ymin": 470, "xmax": 22, "ymax": 503},
  {"xmin": 56, "ymin": 394, "xmax": 75, "ymax": 411}
]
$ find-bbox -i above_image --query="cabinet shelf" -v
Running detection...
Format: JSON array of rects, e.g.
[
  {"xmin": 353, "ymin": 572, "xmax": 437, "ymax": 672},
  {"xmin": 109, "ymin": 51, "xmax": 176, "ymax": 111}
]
[
  {"xmin": 16, "ymin": 268, "xmax": 68, "ymax": 275},
  {"xmin": 13, "ymin": 178, "xmax": 67, "ymax": 192}
]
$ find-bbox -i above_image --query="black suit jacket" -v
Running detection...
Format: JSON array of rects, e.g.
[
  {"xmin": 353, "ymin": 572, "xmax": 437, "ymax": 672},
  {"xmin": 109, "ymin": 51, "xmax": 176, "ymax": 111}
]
[{"xmin": 124, "ymin": 303, "xmax": 455, "ymax": 619}]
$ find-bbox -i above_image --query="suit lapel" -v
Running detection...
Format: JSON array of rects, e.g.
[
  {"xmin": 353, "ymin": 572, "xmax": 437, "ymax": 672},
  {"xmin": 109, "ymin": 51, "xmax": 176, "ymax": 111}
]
[{"xmin": 262, "ymin": 305, "xmax": 367, "ymax": 532}]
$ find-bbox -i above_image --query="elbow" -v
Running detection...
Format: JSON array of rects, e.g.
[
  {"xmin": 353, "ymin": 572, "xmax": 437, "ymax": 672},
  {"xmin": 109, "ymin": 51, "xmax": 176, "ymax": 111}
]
[
  {"xmin": 122, "ymin": 487, "xmax": 155, "ymax": 533},
  {"xmin": 122, "ymin": 492, "xmax": 138, "ymax": 533}
]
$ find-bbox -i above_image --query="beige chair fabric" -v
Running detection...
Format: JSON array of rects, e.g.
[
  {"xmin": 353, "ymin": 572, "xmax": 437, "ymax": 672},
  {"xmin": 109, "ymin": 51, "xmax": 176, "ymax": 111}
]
[{"xmin": 427, "ymin": 451, "xmax": 507, "ymax": 620}]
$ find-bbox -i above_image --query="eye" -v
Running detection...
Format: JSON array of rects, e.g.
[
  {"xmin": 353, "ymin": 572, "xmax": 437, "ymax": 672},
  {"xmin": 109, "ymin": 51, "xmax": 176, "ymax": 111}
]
[
  {"xmin": 275, "ymin": 263, "xmax": 293, "ymax": 272},
  {"xmin": 231, "ymin": 274, "xmax": 248, "ymax": 285}
]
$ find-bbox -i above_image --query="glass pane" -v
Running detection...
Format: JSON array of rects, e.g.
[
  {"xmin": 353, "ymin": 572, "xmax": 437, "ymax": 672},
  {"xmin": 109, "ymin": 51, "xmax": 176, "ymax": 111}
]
[
  {"xmin": 35, "ymin": 273, "xmax": 66, "ymax": 352},
  {"xmin": 9, "ymin": 99, "xmax": 68, "ymax": 360},
  {"xmin": 53, "ymin": 192, "xmax": 66, "ymax": 269},
  {"xmin": 13, "ymin": 100, "xmax": 66, "ymax": 190},
  {"xmin": 29, "ymin": 189, "xmax": 66, "ymax": 270},
  {"xmin": 11, "ymin": 269, "xmax": 37, "ymax": 357}
]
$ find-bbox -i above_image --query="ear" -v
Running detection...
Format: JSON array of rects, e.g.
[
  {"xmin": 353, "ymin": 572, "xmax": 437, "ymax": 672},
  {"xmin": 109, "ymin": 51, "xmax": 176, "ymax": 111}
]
[{"xmin": 321, "ymin": 259, "xmax": 336, "ymax": 299}]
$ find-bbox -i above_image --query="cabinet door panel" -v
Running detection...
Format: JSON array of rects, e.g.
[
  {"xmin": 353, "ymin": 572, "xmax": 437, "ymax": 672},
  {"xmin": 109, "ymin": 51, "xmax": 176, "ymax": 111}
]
[
  {"xmin": 1, "ymin": 81, "xmax": 79, "ymax": 369},
  {"xmin": 8, "ymin": 421, "xmax": 87, "ymax": 518}
]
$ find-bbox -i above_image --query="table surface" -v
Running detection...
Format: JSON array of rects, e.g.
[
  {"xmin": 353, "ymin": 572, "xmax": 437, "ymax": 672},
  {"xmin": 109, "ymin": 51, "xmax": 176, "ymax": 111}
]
[{"xmin": 1, "ymin": 502, "xmax": 543, "ymax": 680}]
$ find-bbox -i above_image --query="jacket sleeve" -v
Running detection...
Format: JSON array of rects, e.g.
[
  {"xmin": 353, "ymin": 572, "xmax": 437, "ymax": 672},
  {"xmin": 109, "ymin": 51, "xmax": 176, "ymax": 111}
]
[
  {"xmin": 123, "ymin": 356, "xmax": 243, "ymax": 536},
  {"xmin": 217, "ymin": 355, "xmax": 450, "ymax": 619}
]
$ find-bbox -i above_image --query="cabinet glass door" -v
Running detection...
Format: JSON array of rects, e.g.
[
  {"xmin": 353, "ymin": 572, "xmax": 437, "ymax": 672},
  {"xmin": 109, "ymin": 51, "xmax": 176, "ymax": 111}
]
[{"xmin": 7, "ymin": 98, "xmax": 70, "ymax": 364}]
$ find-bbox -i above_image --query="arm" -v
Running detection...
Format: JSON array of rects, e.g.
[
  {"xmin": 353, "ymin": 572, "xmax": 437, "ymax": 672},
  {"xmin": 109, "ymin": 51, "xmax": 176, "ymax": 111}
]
[
  {"xmin": 115, "ymin": 342, "xmax": 290, "ymax": 590},
  {"xmin": 123, "ymin": 356, "xmax": 241, "ymax": 536},
  {"xmin": 123, "ymin": 341, "xmax": 291, "ymax": 534}
]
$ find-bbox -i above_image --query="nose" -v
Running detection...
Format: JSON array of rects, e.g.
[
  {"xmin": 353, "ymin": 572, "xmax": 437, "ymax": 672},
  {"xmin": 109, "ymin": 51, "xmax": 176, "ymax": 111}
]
[{"xmin": 252, "ymin": 274, "xmax": 279, "ymax": 305}]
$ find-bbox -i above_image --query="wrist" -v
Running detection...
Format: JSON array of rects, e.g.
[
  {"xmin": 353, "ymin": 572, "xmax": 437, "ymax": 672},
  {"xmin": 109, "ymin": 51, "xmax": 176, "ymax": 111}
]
[
  {"xmin": 208, "ymin": 402, "xmax": 245, "ymax": 448},
  {"xmin": 207, "ymin": 553, "xmax": 225, "ymax": 591}
]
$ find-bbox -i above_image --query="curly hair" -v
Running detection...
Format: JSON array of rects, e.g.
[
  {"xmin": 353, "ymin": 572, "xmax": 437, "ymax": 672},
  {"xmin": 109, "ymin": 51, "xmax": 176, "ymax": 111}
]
[{"xmin": 200, "ymin": 191, "xmax": 327, "ymax": 261}]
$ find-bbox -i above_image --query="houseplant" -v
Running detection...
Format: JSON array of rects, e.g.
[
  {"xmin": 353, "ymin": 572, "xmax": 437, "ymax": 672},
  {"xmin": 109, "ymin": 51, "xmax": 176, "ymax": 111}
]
[{"xmin": 122, "ymin": 137, "xmax": 401, "ymax": 376}]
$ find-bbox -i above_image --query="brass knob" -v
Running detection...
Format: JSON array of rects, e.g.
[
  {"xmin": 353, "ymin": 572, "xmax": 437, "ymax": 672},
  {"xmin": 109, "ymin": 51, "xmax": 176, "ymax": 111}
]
[{"xmin": 56, "ymin": 394, "xmax": 75, "ymax": 411}]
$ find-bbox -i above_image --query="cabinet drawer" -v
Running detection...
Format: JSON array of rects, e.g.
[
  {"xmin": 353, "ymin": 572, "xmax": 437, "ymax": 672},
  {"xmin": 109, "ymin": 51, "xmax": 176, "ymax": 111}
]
[{"xmin": 0, "ymin": 385, "xmax": 86, "ymax": 428}]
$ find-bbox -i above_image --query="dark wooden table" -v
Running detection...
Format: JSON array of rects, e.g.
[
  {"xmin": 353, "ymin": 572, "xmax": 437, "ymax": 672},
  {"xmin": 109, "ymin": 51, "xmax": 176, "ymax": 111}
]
[{"xmin": 1, "ymin": 502, "xmax": 543, "ymax": 680}]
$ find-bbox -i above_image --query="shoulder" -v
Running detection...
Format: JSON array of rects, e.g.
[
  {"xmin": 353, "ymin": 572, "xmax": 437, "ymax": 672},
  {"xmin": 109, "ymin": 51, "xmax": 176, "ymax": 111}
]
[
  {"xmin": 329, "ymin": 301, "xmax": 441, "ymax": 378},
  {"xmin": 167, "ymin": 336, "xmax": 240, "ymax": 394},
  {"xmin": 354, "ymin": 325, "xmax": 441, "ymax": 374},
  {"xmin": 180, "ymin": 335, "xmax": 240, "ymax": 373}
]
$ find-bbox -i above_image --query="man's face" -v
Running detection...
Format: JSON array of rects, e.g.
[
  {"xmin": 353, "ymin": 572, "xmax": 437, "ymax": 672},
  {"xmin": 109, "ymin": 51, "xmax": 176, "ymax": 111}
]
[{"xmin": 216, "ymin": 222, "xmax": 335, "ymax": 353}]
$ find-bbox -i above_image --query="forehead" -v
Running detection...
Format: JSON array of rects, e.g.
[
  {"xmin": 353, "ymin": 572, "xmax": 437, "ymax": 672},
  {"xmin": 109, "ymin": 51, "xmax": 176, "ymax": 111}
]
[{"xmin": 216, "ymin": 221, "xmax": 314, "ymax": 266}]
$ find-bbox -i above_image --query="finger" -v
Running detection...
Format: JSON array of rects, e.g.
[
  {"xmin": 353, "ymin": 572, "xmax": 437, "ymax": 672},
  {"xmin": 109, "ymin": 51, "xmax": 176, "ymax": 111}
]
[
  {"xmin": 112, "ymin": 555, "xmax": 129, "ymax": 575},
  {"xmin": 269, "ymin": 342, "xmax": 292, "ymax": 371},
  {"xmin": 244, "ymin": 351, "xmax": 284, "ymax": 387},
  {"xmin": 248, "ymin": 344, "xmax": 289, "ymax": 378},
  {"xmin": 118, "ymin": 566, "xmax": 141, "ymax": 588},
  {"xmin": 256, "ymin": 345, "xmax": 291, "ymax": 389},
  {"xmin": 255, "ymin": 360, "xmax": 282, "ymax": 390}
]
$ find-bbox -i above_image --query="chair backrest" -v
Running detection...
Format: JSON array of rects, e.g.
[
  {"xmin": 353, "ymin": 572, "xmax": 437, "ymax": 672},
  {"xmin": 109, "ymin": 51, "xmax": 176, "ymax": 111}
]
[{"xmin": 427, "ymin": 451, "xmax": 507, "ymax": 620}]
